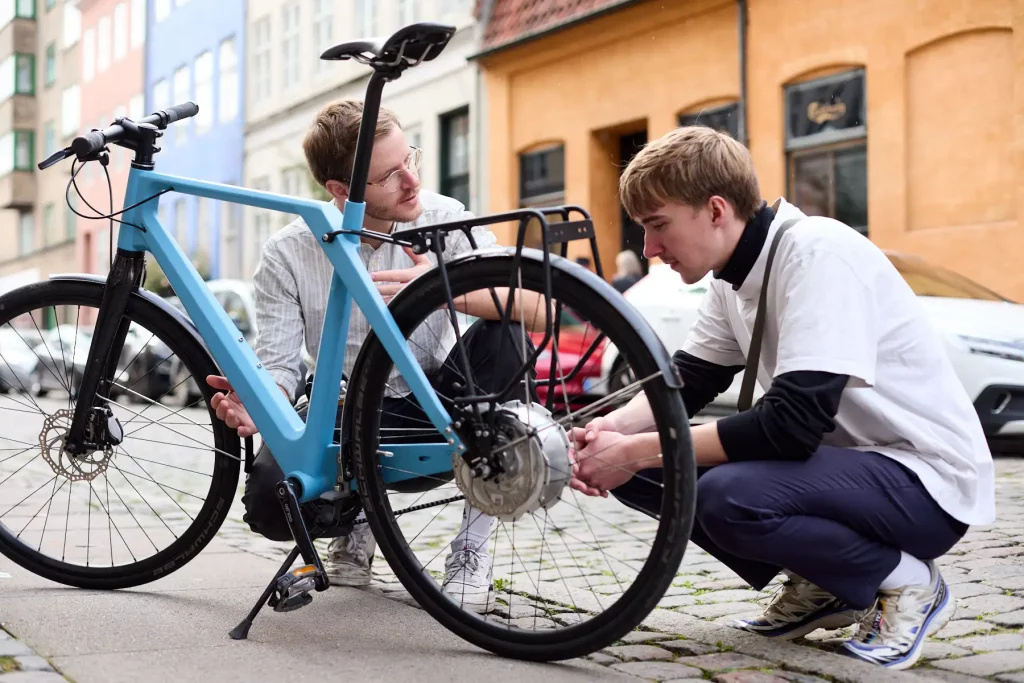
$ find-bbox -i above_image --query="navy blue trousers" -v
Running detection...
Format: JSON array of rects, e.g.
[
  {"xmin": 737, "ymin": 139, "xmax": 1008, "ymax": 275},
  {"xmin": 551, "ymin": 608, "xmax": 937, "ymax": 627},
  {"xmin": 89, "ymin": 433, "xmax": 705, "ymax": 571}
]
[{"xmin": 612, "ymin": 447, "xmax": 969, "ymax": 609}]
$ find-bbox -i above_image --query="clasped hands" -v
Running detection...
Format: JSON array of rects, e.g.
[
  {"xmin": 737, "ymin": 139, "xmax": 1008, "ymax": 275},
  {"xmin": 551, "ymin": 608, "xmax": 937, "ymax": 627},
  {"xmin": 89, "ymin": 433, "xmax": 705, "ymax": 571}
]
[{"xmin": 568, "ymin": 417, "xmax": 645, "ymax": 497}]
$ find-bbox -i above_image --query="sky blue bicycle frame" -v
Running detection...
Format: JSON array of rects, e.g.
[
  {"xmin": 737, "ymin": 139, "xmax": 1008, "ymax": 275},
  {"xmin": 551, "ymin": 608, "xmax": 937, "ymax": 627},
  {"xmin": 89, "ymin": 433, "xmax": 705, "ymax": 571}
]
[{"xmin": 116, "ymin": 168, "xmax": 465, "ymax": 504}]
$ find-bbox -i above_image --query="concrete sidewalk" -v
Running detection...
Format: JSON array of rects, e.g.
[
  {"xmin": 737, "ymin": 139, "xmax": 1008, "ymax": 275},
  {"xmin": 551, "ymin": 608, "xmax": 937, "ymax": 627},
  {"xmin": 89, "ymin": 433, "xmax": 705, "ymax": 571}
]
[{"xmin": 0, "ymin": 538, "xmax": 625, "ymax": 683}]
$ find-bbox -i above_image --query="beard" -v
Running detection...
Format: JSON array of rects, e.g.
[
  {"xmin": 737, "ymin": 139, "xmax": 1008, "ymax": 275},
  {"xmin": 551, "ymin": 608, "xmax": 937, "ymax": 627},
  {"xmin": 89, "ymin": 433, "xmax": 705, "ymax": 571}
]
[{"xmin": 364, "ymin": 196, "xmax": 423, "ymax": 225}]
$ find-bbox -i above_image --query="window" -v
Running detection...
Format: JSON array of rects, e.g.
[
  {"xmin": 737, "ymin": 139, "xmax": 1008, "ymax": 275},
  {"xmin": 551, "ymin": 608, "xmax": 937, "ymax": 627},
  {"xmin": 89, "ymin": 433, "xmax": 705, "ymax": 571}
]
[
  {"xmin": 172, "ymin": 65, "xmax": 190, "ymax": 144},
  {"xmin": 45, "ymin": 43, "xmax": 56, "ymax": 87},
  {"xmin": 0, "ymin": 130, "xmax": 34, "ymax": 175},
  {"xmin": 220, "ymin": 200, "xmax": 242, "ymax": 278},
  {"xmin": 44, "ymin": 203, "xmax": 56, "ymax": 245},
  {"xmin": 193, "ymin": 51, "xmax": 212, "ymax": 133},
  {"xmin": 785, "ymin": 69, "xmax": 867, "ymax": 235},
  {"xmin": 17, "ymin": 211, "xmax": 33, "ymax": 256},
  {"xmin": 154, "ymin": 0, "xmax": 170, "ymax": 22},
  {"xmin": 196, "ymin": 197, "xmax": 210, "ymax": 257},
  {"xmin": 281, "ymin": 2, "xmax": 300, "ymax": 89},
  {"xmin": 0, "ymin": 54, "xmax": 35, "ymax": 99},
  {"xmin": 355, "ymin": 0, "xmax": 376, "ymax": 38},
  {"xmin": 440, "ymin": 108, "xmax": 470, "ymax": 209},
  {"xmin": 128, "ymin": 92, "xmax": 144, "ymax": 121},
  {"xmin": 65, "ymin": 194, "xmax": 76, "ymax": 240},
  {"xmin": 130, "ymin": 0, "xmax": 145, "ymax": 47},
  {"xmin": 97, "ymin": 16, "xmax": 111, "ymax": 72},
  {"xmin": 404, "ymin": 123, "xmax": 422, "ymax": 151},
  {"xmin": 113, "ymin": 3, "xmax": 127, "ymax": 60},
  {"xmin": 312, "ymin": 0, "xmax": 332, "ymax": 73},
  {"xmin": 280, "ymin": 167, "xmax": 301, "ymax": 225},
  {"xmin": 43, "ymin": 120, "xmax": 55, "ymax": 156},
  {"xmin": 61, "ymin": 85, "xmax": 80, "ymax": 137},
  {"xmin": 251, "ymin": 16, "xmax": 271, "ymax": 103},
  {"xmin": 82, "ymin": 29, "xmax": 94, "ymax": 81},
  {"xmin": 63, "ymin": 2, "xmax": 81, "ymax": 47},
  {"xmin": 152, "ymin": 78, "xmax": 169, "ymax": 112},
  {"xmin": 679, "ymin": 102, "xmax": 740, "ymax": 140},
  {"xmin": 518, "ymin": 144, "xmax": 565, "ymax": 250},
  {"xmin": 218, "ymin": 38, "xmax": 238, "ymax": 123},
  {"xmin": 398, "ymin": 0, "xmax": 416, "ymax": 25},
  {"xmin": 174, "ymin": 199, "xmax": 187, "ymax": 247},
  {"xmin": 249, "ymin": 176, "xmax": 271, "ymax": 274},
  {"xmin": 0, "ymin": 0, "xmax": 35, "ymax": 26}
]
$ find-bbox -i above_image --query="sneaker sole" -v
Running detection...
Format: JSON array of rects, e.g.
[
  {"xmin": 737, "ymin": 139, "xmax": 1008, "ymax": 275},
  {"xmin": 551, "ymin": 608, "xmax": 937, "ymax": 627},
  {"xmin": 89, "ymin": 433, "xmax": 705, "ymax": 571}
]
[
  {"xmin": 735, "ymin": 607, "xmax": 859, "ymax": 640},
  {"xmin": 444, "ymin": 588, "xmax": 496, "ymax": 614},
  {"xmin": 842, "ymin": 582, "xmax": 955, "ymax": 670},
  {"xmin": 325, "ymin": 573, "xmax": 373, "ymax": 587}
]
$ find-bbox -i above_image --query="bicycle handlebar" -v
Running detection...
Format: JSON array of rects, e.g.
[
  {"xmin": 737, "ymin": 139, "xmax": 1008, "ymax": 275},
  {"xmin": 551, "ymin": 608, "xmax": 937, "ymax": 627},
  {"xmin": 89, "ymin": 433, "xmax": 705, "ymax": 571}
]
[{"xmin": 38, "ymin": 102, "xmax": 199, "ymax": 170}]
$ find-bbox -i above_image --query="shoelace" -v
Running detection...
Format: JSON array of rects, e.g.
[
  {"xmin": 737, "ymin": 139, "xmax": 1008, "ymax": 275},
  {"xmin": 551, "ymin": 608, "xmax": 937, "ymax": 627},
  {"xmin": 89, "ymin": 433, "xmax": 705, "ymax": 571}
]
[{"xmin": 445, "ymin": 546, "xmax": 486, "ymax": 581}]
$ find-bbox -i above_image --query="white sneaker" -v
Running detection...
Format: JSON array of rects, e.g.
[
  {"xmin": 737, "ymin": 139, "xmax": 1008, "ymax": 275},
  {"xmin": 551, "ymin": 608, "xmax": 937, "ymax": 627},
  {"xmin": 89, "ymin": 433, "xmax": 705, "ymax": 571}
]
[
  {"xmin": 324, "ymin": 522, "xmax": 376, "ymax": 587},
  {"xmin": 842, "ymin": 560, "xmax": 955, "ymax": 670},
  {"xmin": 733, "ymin": 574, "xmax": 865, "ymax": 640},
  {"xmin": 441, "ymin": 542, "xmax": 495, "ymax": 613}
]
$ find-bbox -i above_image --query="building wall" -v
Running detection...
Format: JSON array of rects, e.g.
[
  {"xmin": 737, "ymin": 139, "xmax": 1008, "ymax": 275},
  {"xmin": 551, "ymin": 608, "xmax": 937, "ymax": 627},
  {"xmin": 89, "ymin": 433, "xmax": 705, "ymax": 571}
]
[
  {"xmin": 240, "ymin": 0, "xmax": 479, "ymax": 277},
  {"xmin": 75, "ymin": 0, "xmax": 146, "ymax": 276},
  {"xmin": 145, "ymin": 0, "xmax": 246, "ymax": 279},
  {"xmin": 0, "ymin": 0, "xmax": 82, "ymax": 296},
  {"xmin": 478, "ymin": 0, "xmax": 1024, "ymax": 300}
]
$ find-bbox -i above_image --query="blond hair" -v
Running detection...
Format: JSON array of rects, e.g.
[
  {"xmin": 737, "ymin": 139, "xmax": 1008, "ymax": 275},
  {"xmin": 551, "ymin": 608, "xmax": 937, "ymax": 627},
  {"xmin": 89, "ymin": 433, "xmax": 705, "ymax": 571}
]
[
  {"xmin": 302, "ymin": 99, "xmax": 402, "ymax": 187},
  {"xmin": 619, "ymin": 126, "xmax": 761, "ymax": 221}
]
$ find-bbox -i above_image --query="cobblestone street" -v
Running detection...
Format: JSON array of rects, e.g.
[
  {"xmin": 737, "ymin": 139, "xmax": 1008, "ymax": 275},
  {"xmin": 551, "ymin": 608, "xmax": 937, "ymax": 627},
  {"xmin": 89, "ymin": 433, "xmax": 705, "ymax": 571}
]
[{"xmin": 0, "ymin": 398, "xmax": 1023, "ymax": 681}]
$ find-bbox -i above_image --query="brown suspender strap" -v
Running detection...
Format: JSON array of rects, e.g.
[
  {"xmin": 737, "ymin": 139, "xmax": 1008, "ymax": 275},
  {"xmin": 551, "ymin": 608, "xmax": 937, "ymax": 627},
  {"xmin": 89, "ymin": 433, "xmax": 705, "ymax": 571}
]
[{"xmin": 736, "ymin": 218, "xmax": 801, "ymax": 413}]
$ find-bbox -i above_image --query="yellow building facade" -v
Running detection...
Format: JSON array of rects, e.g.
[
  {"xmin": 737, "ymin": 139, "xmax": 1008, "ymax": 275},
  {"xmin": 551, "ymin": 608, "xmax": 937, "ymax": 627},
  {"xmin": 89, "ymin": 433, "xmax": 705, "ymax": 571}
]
[{"xmin": 475, "ymin": 0, "xmax": 1024, "ymax": 300}]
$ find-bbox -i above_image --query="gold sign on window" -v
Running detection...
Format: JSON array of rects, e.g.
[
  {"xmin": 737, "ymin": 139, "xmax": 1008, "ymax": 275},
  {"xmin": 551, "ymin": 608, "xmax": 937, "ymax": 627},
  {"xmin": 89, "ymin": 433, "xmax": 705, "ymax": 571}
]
[{"xmin": 807, "ymin": 101, "xmax": 847, "ymax": 124}]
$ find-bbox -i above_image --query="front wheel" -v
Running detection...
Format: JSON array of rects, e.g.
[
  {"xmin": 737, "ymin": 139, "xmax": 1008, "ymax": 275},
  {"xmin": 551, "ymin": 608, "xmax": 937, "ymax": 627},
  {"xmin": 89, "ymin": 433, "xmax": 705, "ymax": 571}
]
[
  {"xmin": 0, "ymin": 280, "xmax": 240, "ymax": 590},
  {"xmin": 348, "ymin": 252, "xmax": 696, "ymax": 661}
]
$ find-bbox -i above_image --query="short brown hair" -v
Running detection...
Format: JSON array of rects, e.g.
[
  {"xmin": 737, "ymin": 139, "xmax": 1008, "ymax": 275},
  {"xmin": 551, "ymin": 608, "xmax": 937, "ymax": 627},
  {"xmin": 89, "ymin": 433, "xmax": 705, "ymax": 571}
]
[
  {"xmin": 302, "ymin": 99, "xmax": 402, "ymax": 187},
  {"xmin": 619, "ymin": 126, "xmax": 761, "ymax": 221}
]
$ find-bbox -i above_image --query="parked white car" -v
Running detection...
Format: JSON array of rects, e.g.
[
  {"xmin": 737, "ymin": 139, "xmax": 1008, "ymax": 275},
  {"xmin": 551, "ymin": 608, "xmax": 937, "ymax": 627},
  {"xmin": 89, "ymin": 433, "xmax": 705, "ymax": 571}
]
[{"xmin": 600, "ymin": 251, "xmax": 1024, "ymax": 453}]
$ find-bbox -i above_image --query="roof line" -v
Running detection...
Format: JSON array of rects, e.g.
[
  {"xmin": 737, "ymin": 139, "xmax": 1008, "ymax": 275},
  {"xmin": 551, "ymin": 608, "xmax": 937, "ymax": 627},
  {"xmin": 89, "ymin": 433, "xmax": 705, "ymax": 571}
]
[{"xmin": 468, "ymin": 0, "xmax": 647, "ymax": 61}]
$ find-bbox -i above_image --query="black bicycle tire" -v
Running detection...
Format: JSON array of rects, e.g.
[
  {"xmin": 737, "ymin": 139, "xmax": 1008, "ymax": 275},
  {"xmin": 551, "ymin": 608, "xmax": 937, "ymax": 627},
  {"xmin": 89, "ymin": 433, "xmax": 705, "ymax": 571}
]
[
  {"xmin": 0, "ymin": 279, "xmax": 241, "ymax": 590},
  {"xmin": 349, "ymin": 254, "xmax": 695, "ymax": 661}
]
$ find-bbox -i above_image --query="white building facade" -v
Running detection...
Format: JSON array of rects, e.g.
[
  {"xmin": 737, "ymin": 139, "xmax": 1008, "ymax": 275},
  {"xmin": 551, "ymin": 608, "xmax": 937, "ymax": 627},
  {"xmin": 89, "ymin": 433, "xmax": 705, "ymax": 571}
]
[{"xmin": 237, "ymin": 0, "xmax": 481, "ymax": 278}]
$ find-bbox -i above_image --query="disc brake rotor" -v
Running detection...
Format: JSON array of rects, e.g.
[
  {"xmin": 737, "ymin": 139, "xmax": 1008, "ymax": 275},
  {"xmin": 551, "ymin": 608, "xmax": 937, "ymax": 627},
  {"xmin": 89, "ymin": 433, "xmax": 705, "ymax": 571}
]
[
  {"xmin": 39, "ymin": 408, "xmax": 114, "ymax": 482},
  {"xmin": 452, "ymin": 400, "xmax": 572, "ymax": 522}
]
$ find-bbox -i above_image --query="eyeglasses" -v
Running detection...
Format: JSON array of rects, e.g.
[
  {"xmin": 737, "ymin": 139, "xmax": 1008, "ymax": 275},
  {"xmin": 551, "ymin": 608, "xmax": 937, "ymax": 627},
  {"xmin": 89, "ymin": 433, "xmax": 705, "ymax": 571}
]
[{"xmin": 367, "ymin": 146, "xmax": 422, "ymax": 193}]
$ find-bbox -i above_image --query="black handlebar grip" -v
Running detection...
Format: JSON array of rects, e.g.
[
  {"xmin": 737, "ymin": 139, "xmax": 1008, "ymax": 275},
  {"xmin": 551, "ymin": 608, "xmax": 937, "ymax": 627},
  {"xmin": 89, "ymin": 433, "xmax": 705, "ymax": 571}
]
[
  {"xmin": 163, "ymin": 102, "xmax": 199, "ymax": 124},
  {"xmin": 69, "ymin": 129, "xmax": 111, "ymax": 159}
]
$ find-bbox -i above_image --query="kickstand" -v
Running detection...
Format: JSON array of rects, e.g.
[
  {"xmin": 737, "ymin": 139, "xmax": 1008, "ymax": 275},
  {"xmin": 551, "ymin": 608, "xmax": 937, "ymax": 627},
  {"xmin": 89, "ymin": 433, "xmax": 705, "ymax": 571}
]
[{"xmin": 229, "ymin": 545, "xmax": 301, "ymax": 641}]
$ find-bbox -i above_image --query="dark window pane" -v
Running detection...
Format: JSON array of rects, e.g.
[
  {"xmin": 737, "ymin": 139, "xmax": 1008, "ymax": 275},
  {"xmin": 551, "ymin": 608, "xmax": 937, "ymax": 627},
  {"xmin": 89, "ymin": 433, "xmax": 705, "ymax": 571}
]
[
  {"xmin": 791, "ymin": 153, "xmax": 832, "ymax": 218},
  {"xmin": 519, "ymin": 145, "xmax": 564, "ymax": 200},
  {"xmin": 679, "ymin": 102, "xmax": 739, "ymax": 140},
  {"xmin": 786, "ymin": 70, "xmax": 865, "ymax": 142},
  {"xmin": 834, "ymin": 145, "xmax": 867, "ymax": 233},
  {"xmin": 447, "ymin": 175, "xmax": 469, "ymax": 210}
]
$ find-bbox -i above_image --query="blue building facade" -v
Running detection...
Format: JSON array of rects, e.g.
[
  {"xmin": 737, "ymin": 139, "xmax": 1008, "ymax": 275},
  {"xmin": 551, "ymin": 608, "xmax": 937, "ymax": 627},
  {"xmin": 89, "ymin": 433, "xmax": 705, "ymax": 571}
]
[{"xmin": 145, "ymin": 0, "xmax": 245, "ymax": 279}]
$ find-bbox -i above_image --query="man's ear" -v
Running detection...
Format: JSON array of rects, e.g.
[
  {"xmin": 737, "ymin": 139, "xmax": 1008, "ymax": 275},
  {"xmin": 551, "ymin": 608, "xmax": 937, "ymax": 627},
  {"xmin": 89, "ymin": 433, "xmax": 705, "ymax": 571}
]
[
  {"xmin": 324, "ymin": 179, "xmax": 350, "ymax": 202},
  {"xmin": 708, "ymin": 195, "xmax": 729, "ymax": 226}
]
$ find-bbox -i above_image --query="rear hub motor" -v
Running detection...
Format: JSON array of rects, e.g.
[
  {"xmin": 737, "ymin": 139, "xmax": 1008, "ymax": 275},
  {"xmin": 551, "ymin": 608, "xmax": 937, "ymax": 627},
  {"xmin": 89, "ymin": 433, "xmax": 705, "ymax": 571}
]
[{"xmin": 452, "ymin": 400, "xmax": 572, "ymax": 522}]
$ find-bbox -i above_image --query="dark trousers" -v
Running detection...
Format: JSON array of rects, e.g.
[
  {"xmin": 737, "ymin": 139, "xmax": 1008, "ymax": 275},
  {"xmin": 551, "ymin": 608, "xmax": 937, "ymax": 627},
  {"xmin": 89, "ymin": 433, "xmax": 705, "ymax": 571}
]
[
  {"xmin": 242, "ymin": 319, "xmax": 536, "ymax": 541},
  {"xmin": 612, "ymin": 446, "xmax": 969, "ymax": 609}
]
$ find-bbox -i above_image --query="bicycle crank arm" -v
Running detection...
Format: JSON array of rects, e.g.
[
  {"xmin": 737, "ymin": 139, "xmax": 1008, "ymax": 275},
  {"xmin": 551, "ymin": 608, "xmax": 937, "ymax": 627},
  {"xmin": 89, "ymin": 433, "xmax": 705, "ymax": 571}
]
[{"xmin": 275, "ymin": 478, "xmax": 329, "ymax": 592}]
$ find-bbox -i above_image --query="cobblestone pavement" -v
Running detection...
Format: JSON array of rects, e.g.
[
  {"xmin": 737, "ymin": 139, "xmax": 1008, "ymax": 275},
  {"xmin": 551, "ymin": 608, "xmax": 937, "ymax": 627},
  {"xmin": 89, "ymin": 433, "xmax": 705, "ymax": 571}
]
[{"xmin": 2, "ymin": 397, "xmax": 1024, "ymax": 682}]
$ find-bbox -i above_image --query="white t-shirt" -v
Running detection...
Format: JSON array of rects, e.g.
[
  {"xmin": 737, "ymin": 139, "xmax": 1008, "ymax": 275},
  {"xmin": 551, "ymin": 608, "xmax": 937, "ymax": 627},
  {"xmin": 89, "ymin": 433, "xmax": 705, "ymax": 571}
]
[{"xmin": 683, "ymin": 197, "xmax": 995, "ymax": 526}]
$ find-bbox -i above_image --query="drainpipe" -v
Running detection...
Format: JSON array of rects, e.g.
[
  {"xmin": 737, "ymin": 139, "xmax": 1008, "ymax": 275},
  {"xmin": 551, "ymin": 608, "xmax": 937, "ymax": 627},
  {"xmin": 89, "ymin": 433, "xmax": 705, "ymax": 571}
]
[{"xmin": 736, "ymin": 0, "xmax": 748, "ymax": 146}]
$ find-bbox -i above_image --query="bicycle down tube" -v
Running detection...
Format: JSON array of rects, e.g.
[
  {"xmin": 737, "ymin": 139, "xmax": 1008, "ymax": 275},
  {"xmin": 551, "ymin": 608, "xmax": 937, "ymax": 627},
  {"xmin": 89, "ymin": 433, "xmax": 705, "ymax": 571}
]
[{"xmin": 115, "ymin": 166, "xmax": 464, "ymax": 503}]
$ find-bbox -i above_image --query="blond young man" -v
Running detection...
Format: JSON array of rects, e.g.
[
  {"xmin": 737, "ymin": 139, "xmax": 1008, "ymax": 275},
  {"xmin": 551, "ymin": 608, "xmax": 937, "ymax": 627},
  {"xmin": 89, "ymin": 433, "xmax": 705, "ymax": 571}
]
[
  {"xmin": 569, "ymin": 126, "xmax": 994, "ymax": 669},
  {"xmin": 208, "ymin": 100, "xmax": 543, "ymax": 613}
]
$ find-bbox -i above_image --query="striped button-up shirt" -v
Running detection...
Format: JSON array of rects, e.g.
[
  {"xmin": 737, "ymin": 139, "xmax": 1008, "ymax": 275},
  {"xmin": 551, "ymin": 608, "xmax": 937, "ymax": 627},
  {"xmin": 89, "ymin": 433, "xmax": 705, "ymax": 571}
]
[{"xmin": 252, "ymin": 190, "xmax": 498, "ymax": 398}]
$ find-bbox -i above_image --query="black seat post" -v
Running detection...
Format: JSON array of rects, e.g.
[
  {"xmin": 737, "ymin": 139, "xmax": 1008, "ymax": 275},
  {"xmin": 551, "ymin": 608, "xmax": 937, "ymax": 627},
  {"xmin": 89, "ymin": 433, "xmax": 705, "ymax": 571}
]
[{"xmin": 347, "ymin": 71, "xmax": 388, "ymax": 205}]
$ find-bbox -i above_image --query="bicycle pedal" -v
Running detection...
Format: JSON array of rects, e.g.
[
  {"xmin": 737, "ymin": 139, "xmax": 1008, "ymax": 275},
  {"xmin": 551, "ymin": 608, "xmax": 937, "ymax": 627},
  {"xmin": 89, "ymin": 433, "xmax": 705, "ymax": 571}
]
[{"xmin": 269, "ymin": 564, "xmax": 318, "ymax": 613}]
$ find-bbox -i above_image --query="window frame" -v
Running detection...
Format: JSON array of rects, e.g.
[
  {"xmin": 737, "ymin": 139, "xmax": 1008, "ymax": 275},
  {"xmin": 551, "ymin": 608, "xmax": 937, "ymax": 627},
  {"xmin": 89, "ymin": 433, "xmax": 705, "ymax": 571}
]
[
  {"xmin": 678, "ymin": 101, "xmax": 740, "ymax": 140},
  {"xmin": 786, "ymin": 137, "xmax": 868, "ymax": 235},
  {"xmin": 439, "ymin": 106, "xmax": 470, "ymax": 209}
]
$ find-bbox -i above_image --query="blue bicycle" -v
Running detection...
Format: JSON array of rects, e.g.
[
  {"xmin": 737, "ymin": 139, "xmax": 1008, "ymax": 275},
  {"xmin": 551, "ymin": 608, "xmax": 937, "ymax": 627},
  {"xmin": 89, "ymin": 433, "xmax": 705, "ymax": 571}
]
[{"xmin": 0, "ymin": 23, "xmax": 695, "ymax": 661}]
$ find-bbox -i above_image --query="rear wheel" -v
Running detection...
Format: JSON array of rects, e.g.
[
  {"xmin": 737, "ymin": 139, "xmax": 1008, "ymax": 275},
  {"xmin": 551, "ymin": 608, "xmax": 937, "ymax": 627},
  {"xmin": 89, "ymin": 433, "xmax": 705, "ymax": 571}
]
[
  {"xmin": 349, "ymin": 253, "xmax": 695, "ymax": 661},
  {"xmin": 0, "ymin": 280, "xmax": 240, "ymax": 589}
]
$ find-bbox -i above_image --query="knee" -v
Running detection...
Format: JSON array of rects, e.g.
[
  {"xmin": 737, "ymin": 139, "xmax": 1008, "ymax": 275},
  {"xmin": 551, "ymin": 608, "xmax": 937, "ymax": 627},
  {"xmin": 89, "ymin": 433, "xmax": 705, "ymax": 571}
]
[{"xmin": 695, "ymin": 465, "xmax": 771, "ymax": 546}]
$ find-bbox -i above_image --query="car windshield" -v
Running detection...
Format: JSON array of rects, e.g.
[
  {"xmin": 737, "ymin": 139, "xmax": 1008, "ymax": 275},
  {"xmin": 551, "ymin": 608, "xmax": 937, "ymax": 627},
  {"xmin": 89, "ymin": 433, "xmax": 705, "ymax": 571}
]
[{"xmin": 886, "ymin": 253, "xmax": 1012, "ymax": 303}]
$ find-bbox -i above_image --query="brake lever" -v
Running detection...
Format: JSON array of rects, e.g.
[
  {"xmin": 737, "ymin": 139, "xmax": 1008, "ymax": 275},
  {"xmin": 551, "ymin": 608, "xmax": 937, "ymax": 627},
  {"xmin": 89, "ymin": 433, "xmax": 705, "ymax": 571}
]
[{"xmin": 38, "ymin": 147, "xmax": 72, "ymax": 171}]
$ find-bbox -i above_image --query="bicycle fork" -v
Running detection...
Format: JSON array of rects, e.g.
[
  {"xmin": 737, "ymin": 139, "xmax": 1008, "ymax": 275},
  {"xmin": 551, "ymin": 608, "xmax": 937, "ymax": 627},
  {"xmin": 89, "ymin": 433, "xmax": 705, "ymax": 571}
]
[{"xmin": 64, "ymin": 249, "xmax": 144, "ymax": 456}]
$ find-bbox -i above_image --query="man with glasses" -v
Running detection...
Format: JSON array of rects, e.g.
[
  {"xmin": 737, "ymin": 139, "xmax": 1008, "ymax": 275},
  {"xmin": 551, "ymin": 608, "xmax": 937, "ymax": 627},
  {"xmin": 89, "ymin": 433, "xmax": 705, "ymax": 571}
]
[{"xmin": 206, "ymin": 99, "xmax": 543, "ymax": 613}]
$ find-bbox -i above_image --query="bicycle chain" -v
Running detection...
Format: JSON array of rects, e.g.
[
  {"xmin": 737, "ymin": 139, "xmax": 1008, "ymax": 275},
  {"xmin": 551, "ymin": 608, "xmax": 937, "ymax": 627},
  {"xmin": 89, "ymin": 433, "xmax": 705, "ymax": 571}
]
[{"xmin": 352, "ymin": 494, "xmax": 466, "ymax": 526}]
